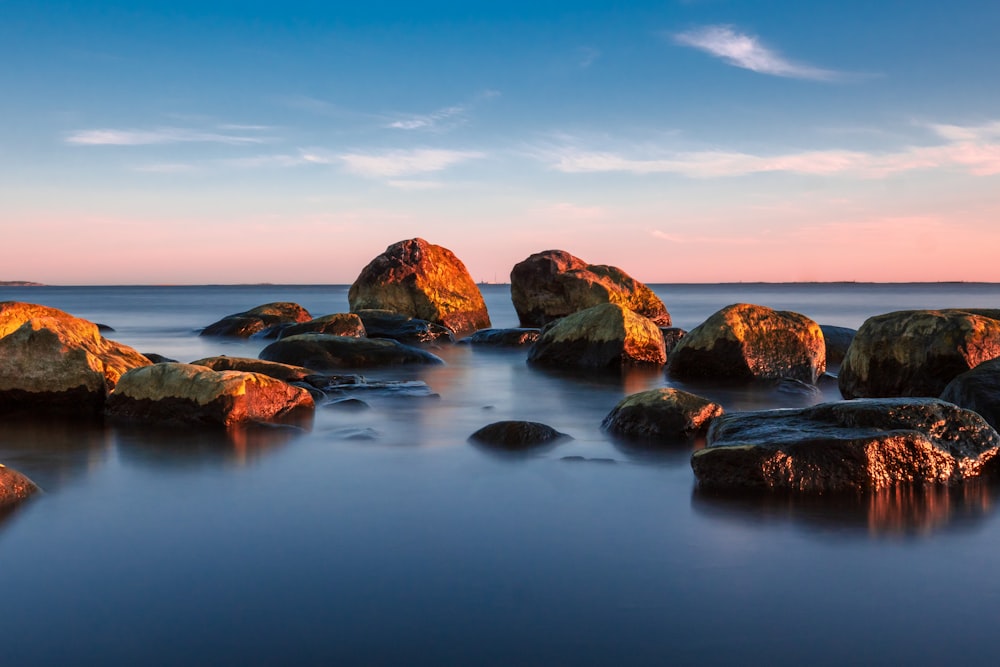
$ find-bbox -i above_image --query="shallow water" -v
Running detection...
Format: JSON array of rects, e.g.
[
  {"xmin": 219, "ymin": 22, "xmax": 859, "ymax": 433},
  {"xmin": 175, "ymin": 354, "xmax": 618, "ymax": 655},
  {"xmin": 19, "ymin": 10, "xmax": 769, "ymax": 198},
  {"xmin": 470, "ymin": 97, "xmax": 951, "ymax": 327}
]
[{"xmin": 3, "ymin": 283, "xmax": 1000, "ymax": 666}]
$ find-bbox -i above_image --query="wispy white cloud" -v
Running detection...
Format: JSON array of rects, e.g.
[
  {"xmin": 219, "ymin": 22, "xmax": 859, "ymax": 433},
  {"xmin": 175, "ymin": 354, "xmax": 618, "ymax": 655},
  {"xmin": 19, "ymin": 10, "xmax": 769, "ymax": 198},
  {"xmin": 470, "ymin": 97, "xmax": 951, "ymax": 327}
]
[
  {"xmin": 66, "ymin": 126, "xmax": 270, "ymax": 146},
  {"xmin": 672, "ymin": 25, "xmax": 842, "ymax": 81},
  {"xmin": 338, "ymin": 148, "xmax": 485, "ymax": 177},
  {"xmin": 384, "ymin": 90, "xmax": 500, "ymax": 132}
]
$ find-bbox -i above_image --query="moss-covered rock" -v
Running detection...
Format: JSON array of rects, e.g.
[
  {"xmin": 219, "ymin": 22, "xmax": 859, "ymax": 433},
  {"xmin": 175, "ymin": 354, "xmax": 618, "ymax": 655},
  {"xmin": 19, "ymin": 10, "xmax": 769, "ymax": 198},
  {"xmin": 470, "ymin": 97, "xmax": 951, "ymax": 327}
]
[
  {"xmin": 348, "ymin": 238, "xmax": 490, "ymax": 335},
  {"xmin": 200, "ymin": 302, "xmax": 312, "ymax": 338},
  {"xmin": 510, "ymin": 249, "xmax": 670, "ymax": 327},
  {"xmin": 668, "ymin": 303, "xmax": 826, "ymax": 384},
  {"xmin": 601, "ymin": 388, "xmax": 723, "ymax": 440}
]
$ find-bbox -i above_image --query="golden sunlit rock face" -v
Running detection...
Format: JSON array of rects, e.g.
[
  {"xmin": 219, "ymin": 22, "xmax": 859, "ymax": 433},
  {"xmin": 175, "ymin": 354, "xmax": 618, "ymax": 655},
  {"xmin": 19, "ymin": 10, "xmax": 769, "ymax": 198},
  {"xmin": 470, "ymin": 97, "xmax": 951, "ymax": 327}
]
[
  {"xmin": 348, "ymin": 238, "xmax": 490, "ymax": 335},
  {"xmin": 692, "ymin": 398, "xmax": 1000, "ymax": 492},
  {"xmin": 668, "ymin": 303, "xmax": 826, "ymax": 384},
  {"xmin": 839, "ymin": 309, "xmax": 1000, "ymax": 399},
  {"xmin": 510, "ymin": 250, "xmax": 671, "ymax": 327},
  {"xmin": 601, "ymin": 387, "xmax": 723, "ymax": 440},
  {"xmin": 277, "ymin": 313, "xmax": 366, "ymax": 339},
  {"xmin": 527, "ymin": 302, "xmax": 666, "ymax": 370},
  {"xmin": 200, "ymin": 302, "xmax": 313, "ymax": 338},
  {"xmin": 106, "ymin": 362, "xmax": 315, "ymax": 427},
  {"xmin": 0, "ymin": 464, "xmax": 40, "ymax": 509}
]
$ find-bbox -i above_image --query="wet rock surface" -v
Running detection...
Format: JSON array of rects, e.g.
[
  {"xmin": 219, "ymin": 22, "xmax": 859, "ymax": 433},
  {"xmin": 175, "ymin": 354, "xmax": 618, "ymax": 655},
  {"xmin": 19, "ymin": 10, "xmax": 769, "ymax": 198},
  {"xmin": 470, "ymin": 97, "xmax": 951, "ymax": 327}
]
[
  {"xmin": 940, "ymin": 357, "xmax": 1000, "ymax": 430},
  {"xmin": 469, "ymin": 421, "xmax": 569, "ymax": 449},
  {"xmin": 274, "ymin": 313, "xmax": 366, "ymax": 339},
  {"xmin": 819, "ymin": 324, "xmax": 856, "ymax": 365},
  {"xmin": 463, "ymin": 328, "xmax": 541, "ymax": 347},
  {"xmin": 510, "ymin": 249, "xmax": 670, "ymax": 327},
  {"xmin": 0, "ymin": 464, "xmax": 40, "ymax": 509},
  {"xmin": 353, "ymin": 309, "xmax": 455, "ymax": 344},
  {"xmin": 190, "ymin": 356, "xmax": 315, "ymax": 383},
  {"xmin": 602, "ymin": 388, "xmax": 723, "ymax": 441},
  {"xmin": 693, "ymin": 398, "xmax": 1000, "ymax": 492},
  {"xmin": 199, "ymin": 302, "xmax": 312, "ymax": 338},
  {"xmin": 259, "ymin": 334, "xmax": 444, "ymax": 370}
]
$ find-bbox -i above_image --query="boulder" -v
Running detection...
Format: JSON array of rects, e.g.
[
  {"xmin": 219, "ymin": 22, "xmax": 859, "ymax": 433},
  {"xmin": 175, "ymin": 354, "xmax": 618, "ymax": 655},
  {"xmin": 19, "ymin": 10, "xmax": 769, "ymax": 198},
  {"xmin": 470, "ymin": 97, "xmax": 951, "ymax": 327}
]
[
  {"xmin": 940, "ymin": 358, "xmax": 1000, "ymax": 430},
  {"xmin": 839, "ymin": 310, "xmax": 1000, "ymax": 399},
  {"xmin": 819, "ymin": 325, "xmax": 856, "ymax": 365},
  {"xmin": 259, "ymin": 334, "xmax": 444, "ymax": 370},
  {"xmin": 527, "ymin": 303, "xmax": 666, "ymax": 370},
  {"xmin": 601, "ymin": 388, "xmax": 723, "ymax": 440},
  {"xmin": 105, "ymin": 363, "xmax": 314, "ymax": 427},
  {"xmin": 199, "ymin": 302, "xmax": 311, "ymax": 338},
  {"xmin": 276, "ymin": 313, "xmax": 366, "ymax": 339},
  {"xmin": 468, "ymin": 421, "xmax": 568, "ymax": 449},
  {"xmin": 510, "ymin": 250, "xmax": 670, "ymax": 327},
  {"xmin": 189, "ymin": 356, "xmax": 315, "ymax": 383},
  {"xmin": 0, "ymin": 301, "xmax": 81, "ymax": 338},
  {"xmin": 354, "ymin": 309, "xmax": 455, "ymax": 344},
  {"xmin": 661, "ymin": 327, "xmax": 687, "ymax": 356},
  {"xmin": 0, "ymin": 464, "xmax": 40, "ymax": 509},
  {"xmin": 667, "ymin": 303, "xmax": 826, "ymax": 384},
  {"xmin": 464, "ymin": 328, "xmax": 541, "ymax": 347},
  {"xmin": 692, "ymin": 398, "xmax": 1000, "ymax": 492},
  {"xmin": 0, "ymin": 316, "xmax": 151, "ymax": 415},
  {"xmin": 348, "ymin": 238, "xmax": 490, "ymax": 335}
]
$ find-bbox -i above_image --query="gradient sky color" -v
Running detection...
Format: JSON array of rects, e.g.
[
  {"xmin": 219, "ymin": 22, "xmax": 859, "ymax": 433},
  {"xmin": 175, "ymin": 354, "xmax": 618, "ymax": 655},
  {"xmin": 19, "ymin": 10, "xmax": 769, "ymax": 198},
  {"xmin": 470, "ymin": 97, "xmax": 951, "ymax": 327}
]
[{"xmin": 3, "ymin": 1, "xmax": 1000, "ymax": 284}]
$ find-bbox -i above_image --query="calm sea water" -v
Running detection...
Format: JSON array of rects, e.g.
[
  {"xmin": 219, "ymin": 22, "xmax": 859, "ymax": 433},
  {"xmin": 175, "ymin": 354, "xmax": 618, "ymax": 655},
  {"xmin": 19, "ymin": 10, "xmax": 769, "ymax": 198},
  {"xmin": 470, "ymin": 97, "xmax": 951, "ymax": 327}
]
[{"xmin": 3, "ymin": 283, "xmax": 1000, "ymax": 666}]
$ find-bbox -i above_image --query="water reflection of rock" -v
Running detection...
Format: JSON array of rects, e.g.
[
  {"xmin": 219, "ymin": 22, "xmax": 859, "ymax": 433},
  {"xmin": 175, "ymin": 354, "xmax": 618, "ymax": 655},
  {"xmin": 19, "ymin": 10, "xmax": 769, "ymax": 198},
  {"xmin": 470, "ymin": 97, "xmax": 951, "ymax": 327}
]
[
  {"xmin": 692, "ymin": 481, "xmax": 998, "ymax": 540},
  {"xmin": 0, "ymin": 417, "xmax": 112, "ymax": 492}
]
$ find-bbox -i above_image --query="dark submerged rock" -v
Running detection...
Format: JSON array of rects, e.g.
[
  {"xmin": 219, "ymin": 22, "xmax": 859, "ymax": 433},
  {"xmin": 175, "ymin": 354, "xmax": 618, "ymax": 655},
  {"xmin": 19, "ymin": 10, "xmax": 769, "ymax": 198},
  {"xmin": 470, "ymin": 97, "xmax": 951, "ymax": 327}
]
[
  {"xmin": 940, "ymin": 357, "xmax": 1000, "ymax": 430},
  {"xmin": 819, "ymin": 325, "xmax": 856, "ymax": 365},
  {"xmin": 839, "ymin": 309, "xmax": 1000, "ymax": 399},
  {"xmin": 259, "ymin": 334, "xmax": 444, "ymax": 370},
  {"xmin": 510, "ymin": 249, "xmax": 670, "ymax": 327},
  {"xmin": 469, "ymin": 421, "xmax": 569, "ymax": 449},
  {"xmin": 601, "ymin": 388, "xmax": 723, "ymax": 441},
  {"xmin": 464, "ymin": 328, "xmax": 541, "ymax": 347},
  {"xmin": 348, "ymin": 238, "xmax": 490, "ymax": 335},
  {"xmin": 660, "ymin": 327, "xmax": 687, "ymax": 356},
  {"xmin": 353, "ymin": 309, "xmax": 455, "ymax": 344},
  {"xmin": 199, "ymin": 302, "xmax": 312, "ymax": 338},
  {"xmin": 668, "ymin": 303, "xmax": 826, "ymax": 384},
  {"xmin": 692, "ymin": 398, "xmax": 1000, "ymax": 492},
  {"xmin": 143, "ymin": 353, "xmax": 178, "ymax": 364}
]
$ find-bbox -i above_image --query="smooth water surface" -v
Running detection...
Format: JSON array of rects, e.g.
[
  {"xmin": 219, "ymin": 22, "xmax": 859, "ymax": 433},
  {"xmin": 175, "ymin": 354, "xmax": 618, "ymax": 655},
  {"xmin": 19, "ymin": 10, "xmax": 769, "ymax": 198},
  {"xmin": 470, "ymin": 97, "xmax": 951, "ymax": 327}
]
[{"xmin": 3, "ymin": 283, "xmax": 1000, "ymax": 666}]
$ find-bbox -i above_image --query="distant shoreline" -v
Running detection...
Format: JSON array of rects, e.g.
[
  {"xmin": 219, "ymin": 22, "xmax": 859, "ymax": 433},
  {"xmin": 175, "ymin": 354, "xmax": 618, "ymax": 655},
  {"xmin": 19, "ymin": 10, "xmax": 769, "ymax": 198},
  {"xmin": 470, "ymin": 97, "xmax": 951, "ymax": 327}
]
[{"xmin": 0, "ymin": 281, "xmax": 44, "ymax": 286}]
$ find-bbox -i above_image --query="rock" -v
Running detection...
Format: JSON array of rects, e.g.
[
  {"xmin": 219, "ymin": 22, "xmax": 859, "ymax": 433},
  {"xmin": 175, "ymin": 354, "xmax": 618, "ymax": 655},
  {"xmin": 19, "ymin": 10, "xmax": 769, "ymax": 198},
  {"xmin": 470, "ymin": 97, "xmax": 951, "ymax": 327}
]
[
  {"xmin": 692, "ymin": 398, "xmax": 1000, "ymax": 492},
  {"xmin": 839, "ymin": 310, "xmax": 1000, "ymax": 399},
  {"xmin": 324, "ymin": 398, "xmax": 371, "ymax": 411},
  {"xmin": 601, "ymin": 388, "xmax": 723, "ymax": 440},
  {"xmin": 354, "ymin": 309, "xmax": 455, "ymax": 344},
  {"xmin": 275, "ymin": 313, "xmax": 366, "ymax": 339},
  {"xmin": 348, "ymin": 238, "xmax": 490, "ymax": 335},
  {"xmin": 306, "ymin": 375, "xmax": 438, "ymax": 400},
  {"xmin": 0, "ymin": 464, "xmax": 40, "ymax": 509},
  {"xmin": 199, "ymin": 302, "xmax": 311, "ymax": 338},
  {"xmin": 189, "ymin": 356, "xmax": 315, "ymax": 383},
  {"xmin": 527, "ymin": 303, "xmax": 666, "ymax": 370},
  {"xmin": 510, "ymin": 249, "xmax": 670, "ymax": 327},
  {"xmin": 0, "ymin": 315, "xmax": 151, "ymax": 415},
  {"xmin": 105, "ymin": 363, "xmax": 315, "ymax": 427},
  {"xmin": 819, "ymin": 325, "xmax": 856, "ymax": 365},
  {"xmin": 0, "ymin": 301, "xmax": 78, "ymax": 338},
  {"xmin": 667, "ymin": 303, "xmax": 826, "ymax": 384},
  {"xmin": 143, "ymin": 353, "xmax": 178, "ymax": 364},
  {"xmin": 463, "ymin": 328, "xmax": 541, "ymax": 347},
  {"xmin": 940, "ymin": 358, "xmax": 1000, "ymax": 430},
  {"xmin": 468, "ymin": 421, "xmax": 569, "ymax": 449},
  {"xmin": 259, "ymin": 334, "xmax": 444, "ymax": 370},
  {"xmin": 661, "ymin": 327, "xmax": 687, "ymax": 356}
]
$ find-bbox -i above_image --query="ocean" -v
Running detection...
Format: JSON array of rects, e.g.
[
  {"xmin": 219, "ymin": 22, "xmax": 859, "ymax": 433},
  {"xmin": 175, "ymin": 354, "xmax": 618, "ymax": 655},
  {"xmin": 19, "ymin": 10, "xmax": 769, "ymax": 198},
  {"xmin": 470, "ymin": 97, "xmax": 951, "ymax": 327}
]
[{"xmin": 3, "ymin": 282, "xmax": 1000, "ymax": 666}]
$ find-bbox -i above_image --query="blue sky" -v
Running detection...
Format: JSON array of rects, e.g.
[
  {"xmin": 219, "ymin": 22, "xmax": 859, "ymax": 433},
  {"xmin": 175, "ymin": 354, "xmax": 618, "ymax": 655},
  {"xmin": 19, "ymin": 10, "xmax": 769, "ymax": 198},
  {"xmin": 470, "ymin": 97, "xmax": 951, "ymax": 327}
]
[{"xmin": 3, "ymin": 1, "xmax": 1000, "ymax": 283}]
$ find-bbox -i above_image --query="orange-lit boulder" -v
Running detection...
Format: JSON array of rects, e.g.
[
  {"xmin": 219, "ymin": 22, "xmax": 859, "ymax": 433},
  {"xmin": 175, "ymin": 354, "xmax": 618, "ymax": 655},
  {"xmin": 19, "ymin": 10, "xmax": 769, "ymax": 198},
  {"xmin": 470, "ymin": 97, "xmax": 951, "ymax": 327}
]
[
  {"xmin": 105, "ymin": 363, "xmax": 314, "ymax": 427},
  {"xmin": 200, "ymin": 302, "xmax": 312, "ymax": 338},
  {"xmin": 0, "ymin": 464, "xmax": 39, "ymax": 509},
  {"xmin": 527, "ymin": 303, "xmax": 666, "ymax": 370},
  {"xmin": 276, "ymin": 313, "xmax": 366, "ymax": 339},
  {"xmin": 189, "ymin": 356, "xmax": 316, "ymax": 383},
  {"xmin": 510, "ymin": 250, "xmax": 670, "ymax": 327},
  {"xmin": 348, "ymin": 238, "xmax": 490, "ymax": 335},
  {"xmin": 668, "ymin": 303, "xmax": 826, "ymax": 384},
  {"xmin": 839, "ymin": 309, "xmax": 1000, "ymax": 398}
]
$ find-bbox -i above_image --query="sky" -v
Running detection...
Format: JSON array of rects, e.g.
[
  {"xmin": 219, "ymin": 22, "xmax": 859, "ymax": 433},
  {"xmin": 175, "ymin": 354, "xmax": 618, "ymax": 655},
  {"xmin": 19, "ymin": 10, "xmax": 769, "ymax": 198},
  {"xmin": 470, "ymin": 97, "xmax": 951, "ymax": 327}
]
[{"xmin": 3, "ymin": 0, "xmax": 1000, "ymax": 284}]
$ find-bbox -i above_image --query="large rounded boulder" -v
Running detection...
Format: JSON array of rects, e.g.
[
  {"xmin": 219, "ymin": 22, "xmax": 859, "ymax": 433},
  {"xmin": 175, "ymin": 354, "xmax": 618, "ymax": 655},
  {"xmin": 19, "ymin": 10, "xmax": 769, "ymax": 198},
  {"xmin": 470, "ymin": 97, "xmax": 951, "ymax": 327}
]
[
  {"xmin": 348, "ymin": 238, "xmax": 490, "ymax": 335},
  {"xmin": 527, "ymin": 303, "xmax": 666, "ymax": 371},
  {"xmin": 200, "ymin": 302, "xmax": 312, "ymax": 338},
  {"xmin": 667, "ymin": 303, "xmax": 826, "ymax": 384},
  {"xmin": 105, "ymin": 363, "xmax": 314, "ymax": 427},
  {"xmin": 692, "ymin": 398, "xmax": 1000, "ymax": 492},
  {"xmin": 259, "ymin": 334, "xmax": 444, "ymax": 370},
  {"xmin": 601, "ymin": 388, "xmax": 723, "ymax": 440},
  {"xmin": 940, "ymin": 357, "xmax": 1000, "ymax": 430},
  {"xmin": 839, "ymin": 309, "xmax": 1000, "ymax": 399},
  {"xmin": 510, "ymin": 250, "xmax": 670, "ymax": 327}
]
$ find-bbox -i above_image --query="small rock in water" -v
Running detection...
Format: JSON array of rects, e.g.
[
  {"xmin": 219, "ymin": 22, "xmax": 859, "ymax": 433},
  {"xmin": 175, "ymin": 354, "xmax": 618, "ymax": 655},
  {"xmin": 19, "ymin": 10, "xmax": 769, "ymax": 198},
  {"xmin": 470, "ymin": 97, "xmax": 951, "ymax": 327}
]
[
  {"xmin": 324, "ymin": 398, "xmax": 371, "ymax": 411},
  {"xmin": 469, "ymin": 421, "xmax": 570, "ymax": 449}
]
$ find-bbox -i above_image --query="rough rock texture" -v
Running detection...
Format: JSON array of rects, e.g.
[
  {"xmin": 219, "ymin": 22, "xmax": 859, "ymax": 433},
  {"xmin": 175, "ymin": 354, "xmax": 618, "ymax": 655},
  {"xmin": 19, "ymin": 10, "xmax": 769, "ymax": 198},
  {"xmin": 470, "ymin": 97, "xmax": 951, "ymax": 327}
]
[
  {"xmin": 819, "ymin": 325, "xmax": 856, "ymax": 365},
  {"xmin": 839, "ymin": 309, "xmax": 1000, "ymax": 399},
  {"xmin": 468, "ymin": 421, "xmax": 568, "ymax": 449},
  {"xmin": 199, "ymin": 302, "xmax": 312, "ymax": 338},
  {"xmin": 259, "ymin": 334, "xmax": 444, "ymax": 370},
  {"xmin": 0, "ymin": 315, "xmax": 151, "ymax": 415},
  {"xmin": 276, "ymin": 313, "xmax": 366, "ymax": 339},
  {"xmin": 668, "ymin": 303, "xmax": 826, "ymax": 384},
  {"xmin": 0, "ymin": 301, "xmax": 82, "ymax": 338},
  {"xmin": 527, "ymin": 303, "xmax": 666, "ymax": 371},
  {"xmin": 0, "ymin": 464, "xmax": 40, "ymax": 509},
  {"xmin": 354, "ymin": 309, "xmax": 455, "ymax": 344},
  {"xmin": 510, "ymin": 250, "xmax": 671, "ymax": 327},
  {"xmin": 940, "ymin": 358, "xmax": 1000, "ymax": 430},
  {"xmin": 189, "ymin": 356, "xmax": 315, "ymax": 383},
  {"xmin": 692, "ymin": 398, "xmax": 1000, "ymax": 492},
  {"xmin": 105, "ymin": 363, "xmax": 314, "ymax": 427},
  {"xmin": 464, "ymin": 328, "xmax": 541, "ymax": 347},
  {"xmin": 348, "ymin": 238, "xmax": 490, "ymax": 335},
  {"xmin": 661, "ymin": 327, "xmax": 687, "ymax": 356},
  {"xmin": 601, "ymin": 388, "xmax": 724, "ymax": 440}
]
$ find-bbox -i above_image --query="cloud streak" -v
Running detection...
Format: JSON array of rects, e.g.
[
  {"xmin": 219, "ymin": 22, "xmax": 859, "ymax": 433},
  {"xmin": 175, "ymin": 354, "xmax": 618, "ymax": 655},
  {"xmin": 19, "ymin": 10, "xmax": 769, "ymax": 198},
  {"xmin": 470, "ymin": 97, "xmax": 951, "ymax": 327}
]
[
  {"xmin": 338, "ymin": 148, "xmax": 485, "ymax": 177},
  {"xmin": 66, "ymin": 126, "xmax": 271, "ymax": 146},
  {"xmin": 672, "ymin": 25, "xmax": 841, "ymax": 81}
]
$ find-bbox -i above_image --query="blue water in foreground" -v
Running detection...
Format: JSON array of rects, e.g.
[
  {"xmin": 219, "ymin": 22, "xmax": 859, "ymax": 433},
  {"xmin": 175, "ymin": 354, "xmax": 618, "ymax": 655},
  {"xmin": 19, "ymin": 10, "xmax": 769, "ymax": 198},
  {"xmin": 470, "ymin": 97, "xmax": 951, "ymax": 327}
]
[{"xmin": 3, "ymin": 283, "xmax": 1000, "ymax": 666}]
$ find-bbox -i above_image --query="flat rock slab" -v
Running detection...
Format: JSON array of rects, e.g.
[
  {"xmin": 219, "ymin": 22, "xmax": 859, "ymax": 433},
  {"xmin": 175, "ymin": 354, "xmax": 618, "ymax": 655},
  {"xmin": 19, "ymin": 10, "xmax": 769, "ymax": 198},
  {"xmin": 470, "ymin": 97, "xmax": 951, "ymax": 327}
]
[
  {"xmin": 0, "ymin": 464, "xmax": 40, "ymax": 509},
  {"xmin": 464, "ymin": 328, "xmax": 541, "ymax": 347},
  {"xmin": 259, "ymin": 334, "xmax": 444, "ymax": 370},
  {"xmin": 602, "ymin": 388, "xmax": 723, "ymax": 441},
  {"xmin": 693, "ymin": 398, "xmax": 1000, "ymax": 492}
]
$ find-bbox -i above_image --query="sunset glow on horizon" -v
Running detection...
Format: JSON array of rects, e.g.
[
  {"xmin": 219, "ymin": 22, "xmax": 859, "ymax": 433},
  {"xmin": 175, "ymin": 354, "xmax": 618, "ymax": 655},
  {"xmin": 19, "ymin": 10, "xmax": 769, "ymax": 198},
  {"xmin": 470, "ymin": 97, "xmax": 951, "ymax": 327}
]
[{"xmin": 3, "ymin": 1, "xmax": 999, "ymax": 285}]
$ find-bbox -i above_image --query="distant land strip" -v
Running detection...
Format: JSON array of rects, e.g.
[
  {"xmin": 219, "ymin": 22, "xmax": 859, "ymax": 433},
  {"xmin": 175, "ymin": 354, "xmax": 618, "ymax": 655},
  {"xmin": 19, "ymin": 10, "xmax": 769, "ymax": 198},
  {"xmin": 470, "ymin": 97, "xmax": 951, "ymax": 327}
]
[{"xmin": 0, "ymin": 281, "xmax": 44, "ymax": 286}]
